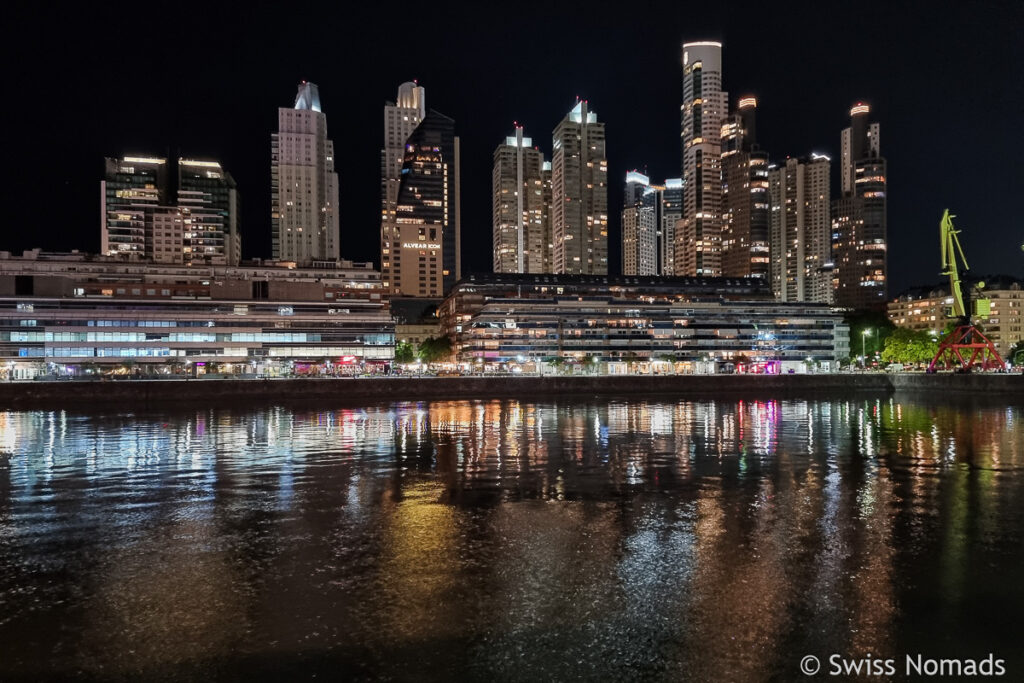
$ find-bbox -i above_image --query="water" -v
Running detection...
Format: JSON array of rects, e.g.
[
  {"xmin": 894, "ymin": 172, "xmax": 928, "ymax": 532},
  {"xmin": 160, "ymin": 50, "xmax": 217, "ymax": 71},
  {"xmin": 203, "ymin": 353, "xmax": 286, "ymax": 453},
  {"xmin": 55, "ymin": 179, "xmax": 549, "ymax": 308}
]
[{"xmin": 1, "ymin": 396, "xmax": 1022, "ymax": 681}]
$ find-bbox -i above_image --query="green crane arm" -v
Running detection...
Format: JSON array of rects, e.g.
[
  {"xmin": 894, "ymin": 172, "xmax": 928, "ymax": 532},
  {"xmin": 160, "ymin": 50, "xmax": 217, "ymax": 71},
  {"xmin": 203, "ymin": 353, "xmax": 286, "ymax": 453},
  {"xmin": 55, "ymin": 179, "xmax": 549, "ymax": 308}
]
[{"xmin": 940, "ymin": 209, "xmax": 970, "ymax": 320}]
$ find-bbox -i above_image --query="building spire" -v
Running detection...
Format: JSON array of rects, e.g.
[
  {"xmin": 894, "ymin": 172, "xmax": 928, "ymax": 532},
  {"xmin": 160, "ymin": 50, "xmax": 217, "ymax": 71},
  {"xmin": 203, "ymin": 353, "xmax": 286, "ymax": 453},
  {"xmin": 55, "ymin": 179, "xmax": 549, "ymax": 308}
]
[{"xmin": 294, "ymin": 81, "xmax": 321, "ymax": 112}]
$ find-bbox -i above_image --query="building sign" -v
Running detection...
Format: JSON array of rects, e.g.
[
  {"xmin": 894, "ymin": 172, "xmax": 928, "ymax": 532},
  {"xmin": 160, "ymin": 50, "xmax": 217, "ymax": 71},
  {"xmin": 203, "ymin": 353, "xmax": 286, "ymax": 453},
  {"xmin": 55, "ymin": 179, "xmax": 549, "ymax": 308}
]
[{"xmin": 402, "ymin": 242, "xmax": 441, "ymax": 249}]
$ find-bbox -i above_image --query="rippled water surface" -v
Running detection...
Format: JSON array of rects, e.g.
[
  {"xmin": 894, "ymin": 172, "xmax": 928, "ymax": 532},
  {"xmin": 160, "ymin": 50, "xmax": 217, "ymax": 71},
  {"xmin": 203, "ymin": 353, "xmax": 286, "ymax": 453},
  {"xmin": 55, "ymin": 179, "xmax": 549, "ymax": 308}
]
[{"xmin": 1, "ymin": 396, "xmax": 1023, "ymax": 681}]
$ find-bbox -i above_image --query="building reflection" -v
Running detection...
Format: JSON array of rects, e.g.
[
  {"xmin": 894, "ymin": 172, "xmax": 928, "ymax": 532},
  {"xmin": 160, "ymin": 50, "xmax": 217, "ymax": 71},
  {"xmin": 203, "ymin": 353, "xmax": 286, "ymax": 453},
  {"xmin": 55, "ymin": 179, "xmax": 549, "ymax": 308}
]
[{"xmin": 0, "ymin": 394, "xmax": 1021, "ymax": 678}]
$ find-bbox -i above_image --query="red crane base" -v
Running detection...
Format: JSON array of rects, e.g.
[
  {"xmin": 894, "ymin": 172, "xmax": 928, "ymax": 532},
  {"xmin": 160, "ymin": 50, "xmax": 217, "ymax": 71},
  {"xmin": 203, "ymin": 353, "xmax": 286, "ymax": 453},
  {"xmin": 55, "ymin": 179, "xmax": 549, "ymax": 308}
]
[{"xmin": 928, "ymin": 325, "xmax": 1006, "ymax": 372}]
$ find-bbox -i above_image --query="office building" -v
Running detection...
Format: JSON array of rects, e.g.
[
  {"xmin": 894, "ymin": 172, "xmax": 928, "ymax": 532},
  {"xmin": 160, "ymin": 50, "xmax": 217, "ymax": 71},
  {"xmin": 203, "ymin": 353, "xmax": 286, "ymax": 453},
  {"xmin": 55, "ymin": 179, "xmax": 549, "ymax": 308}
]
[
  {"xmin": 101, "ymin": 156, "xmax": 240, "ymax": 266},
  {"xmin": 439, "ymin": 271, "xmax": 773, "ymax": 341},
  {"xmin": 720, "ymin": 97, "xmax": 770, "ymax": 280},
  {"xmin": 385, "ymin": 107, "xmax": 461, "ymax": 297},
  {"xmin": 677, "ymin": 41, "xmax": 728, "ymax": 276},
  {"xmin": 492, "ymin": 126, "xmax": 550, "ymax": 273},
  {"xmin": 621, "ymin": 172, "xmax": 657, "ymax": 275},
  {"xmin": 380, "ymin": 82, "xmax": 426, "ymax": 290},
  {"xmin": 440, "ymin": 280, "xmax": 847, "ymax": 373},
  {"xmin": 552, "ymin": 100, "xmax": 608, "ymax": 275},
  {"xmin": 0, "ymin": 250, "xmax": 392, "ymax": 379},
  {"xmin": 271, "ymin": 81, "xmax": 340, "ymax": 264},
  {"xmin": 832, "ymin": 103, "xmax": 887, "ymax": 309}
]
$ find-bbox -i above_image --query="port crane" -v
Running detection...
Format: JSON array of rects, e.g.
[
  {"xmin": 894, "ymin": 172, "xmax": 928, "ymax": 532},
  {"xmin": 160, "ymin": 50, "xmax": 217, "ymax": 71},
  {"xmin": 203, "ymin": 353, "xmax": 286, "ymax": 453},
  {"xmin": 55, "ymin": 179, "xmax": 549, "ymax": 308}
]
[{"xmin": 927, "ymin": 210, "xmax": 1006, "ymax": 372}]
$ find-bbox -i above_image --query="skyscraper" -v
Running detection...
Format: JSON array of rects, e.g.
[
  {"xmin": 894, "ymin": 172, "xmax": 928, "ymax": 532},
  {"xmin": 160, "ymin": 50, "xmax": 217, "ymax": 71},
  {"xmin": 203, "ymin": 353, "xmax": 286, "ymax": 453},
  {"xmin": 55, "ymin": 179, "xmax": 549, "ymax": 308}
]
[
  {"xmin": 101, "ymin": 156, "xmax": 240, "ymax": 266},
  {"xmin": 381, "ymin": 82, "xmax": 426, "ymax": 290},
  {"xmin": 621, "ymin": 172, "xmax": 657, "ymax": 275},
  {"xmin": 388, "ymin": 109, "xmax": 461, "ymax": 296},
  {"xmin": 552, "ymin": 100, "xmax": 608, "ymax": 275},
  {"xmin": 832, "ymin": 103, "xmax": 887, "ymax": 309},
  {"xmin": 720, "ymin": 97, "xmax": 770, "ymax": 280},
  {"xmin": 492, "ymin": 126, "xmax": 550, "ymax": 273},
  {"xmin": 677, "ymin": 41, "xmax": 728, "ymax": 276},
  {"xmin": 271, "ymin": 81, "xmax": 339, "ymax": 264},
  {"xmin": 660, "ymin": 179, "xmax": 683, "ymax": 275},
  {"xmin": 769, "ymin": 155, "xmax": 832, "ymax": 303}
]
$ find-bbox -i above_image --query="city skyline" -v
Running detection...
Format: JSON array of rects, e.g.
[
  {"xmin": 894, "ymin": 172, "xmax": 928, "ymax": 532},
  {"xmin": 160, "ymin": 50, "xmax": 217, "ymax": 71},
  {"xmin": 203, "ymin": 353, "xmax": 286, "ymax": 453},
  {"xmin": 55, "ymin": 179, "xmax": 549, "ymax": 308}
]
[{"xmin": 5, "ymin": 2, "xmax": 1022, "ymax": 295}]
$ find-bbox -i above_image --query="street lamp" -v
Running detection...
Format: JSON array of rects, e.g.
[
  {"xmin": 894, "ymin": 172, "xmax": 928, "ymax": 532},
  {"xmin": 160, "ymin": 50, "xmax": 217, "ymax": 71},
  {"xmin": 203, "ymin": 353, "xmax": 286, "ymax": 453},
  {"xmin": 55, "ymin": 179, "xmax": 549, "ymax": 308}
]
[{"xmin": 862, "ymin": 329, "xmax": 873, "ymax": 369}]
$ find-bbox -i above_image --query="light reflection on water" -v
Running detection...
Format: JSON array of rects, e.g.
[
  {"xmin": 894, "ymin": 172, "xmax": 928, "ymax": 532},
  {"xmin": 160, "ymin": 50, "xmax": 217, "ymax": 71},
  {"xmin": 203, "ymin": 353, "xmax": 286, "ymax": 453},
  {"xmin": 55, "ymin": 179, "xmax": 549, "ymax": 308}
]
[{"xmin": 0, "ymin": 396, "xmax": 1023, "ymax": 681}]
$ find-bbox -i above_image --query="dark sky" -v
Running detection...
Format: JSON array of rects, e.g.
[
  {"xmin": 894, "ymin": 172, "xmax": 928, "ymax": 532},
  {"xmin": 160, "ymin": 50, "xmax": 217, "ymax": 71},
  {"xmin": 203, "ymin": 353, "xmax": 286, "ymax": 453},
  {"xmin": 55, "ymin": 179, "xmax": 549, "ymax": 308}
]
[{"xmin": 5, "ymin": 1, "xmax": 1023, "ymax": 294}]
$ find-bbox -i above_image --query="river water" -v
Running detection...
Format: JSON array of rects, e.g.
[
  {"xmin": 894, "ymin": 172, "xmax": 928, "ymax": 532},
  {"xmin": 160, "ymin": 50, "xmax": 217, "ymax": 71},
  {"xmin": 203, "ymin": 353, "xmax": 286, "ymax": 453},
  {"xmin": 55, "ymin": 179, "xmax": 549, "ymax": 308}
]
[{"xmin": 1, "ymin": 395, "xmax": 1022, "ymax": 681}]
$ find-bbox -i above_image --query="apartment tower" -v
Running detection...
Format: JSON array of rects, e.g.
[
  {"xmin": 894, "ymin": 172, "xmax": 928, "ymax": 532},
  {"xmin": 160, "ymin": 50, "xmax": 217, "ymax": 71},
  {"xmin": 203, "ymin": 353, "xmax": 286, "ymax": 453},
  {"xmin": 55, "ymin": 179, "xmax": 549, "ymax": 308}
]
[
  {"xmin": 832, "ymin": 103, "xmax": 887, "ymax": 309},
  {"xmin": 492, "ymin": 126, "xmax": 550, "ymax": 273},
  {"xmin": 271, "ymin": 81, "xmax": 340, "ymax": 264},
  {"xmin": 551, "ymin": 100, "xmax": 608, "ymax": 275},
  {"xmin": 769, "ymin": 155, "xmax": 832, "ymax": 302},
  {"xmin": 101, "ymin": 156, "xmax": 240, "ymax": 266},
  {"xmin": 720, "ymin": 97, "xmax": 770, "ymax": 280},
  {"xmin": 676, "ymin": 41, "xmax": 728, "ymax": 276},
  {"xmin": 621, "ymin": 172, "xmax": 658, "ymax": 275}
]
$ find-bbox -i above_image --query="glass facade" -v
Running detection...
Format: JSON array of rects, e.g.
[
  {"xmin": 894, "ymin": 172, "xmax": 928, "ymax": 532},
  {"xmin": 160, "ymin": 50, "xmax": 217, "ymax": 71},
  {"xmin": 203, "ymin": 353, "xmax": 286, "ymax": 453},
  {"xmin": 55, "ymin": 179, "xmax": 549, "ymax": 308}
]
[
  {"xmin": 456, "ymin": 298, "xmax": 847, "ymax": 370},
  {"xmin": 0, "ymin": 298, "xmax": 394, "ymax": 375}
]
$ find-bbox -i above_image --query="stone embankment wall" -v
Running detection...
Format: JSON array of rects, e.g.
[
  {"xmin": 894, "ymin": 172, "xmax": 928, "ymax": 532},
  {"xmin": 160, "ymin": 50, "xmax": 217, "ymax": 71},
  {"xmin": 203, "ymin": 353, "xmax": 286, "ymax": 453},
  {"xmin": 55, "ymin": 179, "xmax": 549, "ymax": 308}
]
[{"xmin": 0, "ymin": 373, "xmax": 1018, "ymax": 408}]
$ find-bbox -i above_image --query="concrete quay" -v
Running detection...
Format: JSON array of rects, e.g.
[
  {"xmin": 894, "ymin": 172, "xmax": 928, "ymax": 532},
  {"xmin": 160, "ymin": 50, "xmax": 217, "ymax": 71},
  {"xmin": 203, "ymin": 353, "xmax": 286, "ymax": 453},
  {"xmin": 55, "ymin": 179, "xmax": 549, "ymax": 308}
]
[{"xmin": 0, "ymin": 373, "xmax": 1020, "ymax": 408}]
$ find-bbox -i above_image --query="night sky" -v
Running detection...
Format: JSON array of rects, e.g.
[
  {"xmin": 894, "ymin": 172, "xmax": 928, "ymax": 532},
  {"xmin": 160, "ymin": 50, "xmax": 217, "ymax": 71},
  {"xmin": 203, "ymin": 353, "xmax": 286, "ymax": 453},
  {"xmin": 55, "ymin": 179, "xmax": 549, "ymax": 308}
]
[{"xmin": 6, "ymin": 1, "xmax": 1023, "ymax": 294}]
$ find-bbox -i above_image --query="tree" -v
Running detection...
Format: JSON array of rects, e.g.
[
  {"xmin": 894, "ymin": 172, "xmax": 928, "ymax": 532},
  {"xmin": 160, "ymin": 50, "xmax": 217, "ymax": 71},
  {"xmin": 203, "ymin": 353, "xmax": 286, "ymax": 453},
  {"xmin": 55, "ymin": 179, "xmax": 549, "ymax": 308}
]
[
  {"xmin": 881, "ymin": 327, "xmax": 940, "ymax": 365},
  {"xmin": 417, "ymin": 336, "xmax": 452, "ymax": 364},
  {"xmin": 394, "ymin": 340, "xmax": 415, "ymax": 364}
]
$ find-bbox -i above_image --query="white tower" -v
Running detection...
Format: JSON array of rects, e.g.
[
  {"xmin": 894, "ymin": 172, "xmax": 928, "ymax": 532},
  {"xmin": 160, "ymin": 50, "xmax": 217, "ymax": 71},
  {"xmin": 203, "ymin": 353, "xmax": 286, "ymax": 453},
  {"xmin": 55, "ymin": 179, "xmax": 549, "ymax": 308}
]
[{"xmin": 271, "ymin": 81, "xmax": 340, "ymax": 264}]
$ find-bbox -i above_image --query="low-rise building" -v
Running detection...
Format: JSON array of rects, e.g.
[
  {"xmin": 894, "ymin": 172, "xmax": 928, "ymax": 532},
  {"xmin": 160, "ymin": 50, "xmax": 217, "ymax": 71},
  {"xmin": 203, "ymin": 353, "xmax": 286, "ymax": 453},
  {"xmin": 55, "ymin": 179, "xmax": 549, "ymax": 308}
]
[
  {"xmin": 887, "ymin": 278, "xmax": 1024, "ymax": 357},
  {"xmin": 455, "ymin": 297, "xmax": 847, "ymax": 373},
  {"xmin": 440, "ymin": 272, "xmax": 773, "ymax": 341},
  {"xmin": 0, "ymin": 251, "xmax": 392, "ymax": 379}
]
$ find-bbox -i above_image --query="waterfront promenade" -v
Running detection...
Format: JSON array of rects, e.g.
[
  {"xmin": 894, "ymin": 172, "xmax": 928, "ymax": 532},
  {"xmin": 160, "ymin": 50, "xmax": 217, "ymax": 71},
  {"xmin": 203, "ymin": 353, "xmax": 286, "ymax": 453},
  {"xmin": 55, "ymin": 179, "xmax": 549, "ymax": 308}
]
[{"xmin": 0, "ymin": 372, "xmax": 1019, "ymax": 407}]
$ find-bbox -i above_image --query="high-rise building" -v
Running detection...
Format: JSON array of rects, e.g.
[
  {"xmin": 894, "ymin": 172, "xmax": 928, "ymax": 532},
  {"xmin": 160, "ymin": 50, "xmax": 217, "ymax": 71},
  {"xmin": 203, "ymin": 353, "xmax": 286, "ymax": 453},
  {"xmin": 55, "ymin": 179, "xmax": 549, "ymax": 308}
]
[
  {"xmin": 387, "ymin": 109, "xmax": 461, "ymax": 297},
  {"xmin": 381, "ymin": 82, "xmax": 426, "ymax": 290},
  {"xmin": 271, "ymin": 81, "xmax": 340, "ymax": 264},
  {"xmin": 621, "ymin": 172, "xmax": 657, "ymax": 275},
  {"xmin": 101, "ymin": 156, "xmax": 240, "ymax": 266},
  {"xmin": 101, "ymin": 156, "xmax": 166, "ymax": 259},
  {"xmin": 380, "ymin": 83, "xmax": 461, "ymax": 295},
  {"xmin": 492, "ymin": 126, "xmax": 550, "ymax": 273},
  {"xmin": 677, "ymin": 41, "xmax": 728, "ymax": 276},
  {"xmin": 720, "ymin": 97, "xmax": 770, "ymax": 280},
  {"xmin": 552, "ymin": 100, "xmax": 608, "ymax": 275},
  {"xmin": 178, "ymin": 160, "xmax": 240, "ymax": 266},
  {"xmin": 769, "ymin": 155, "xmax": 832, "ymax": 303},
  {"xmin": 660, "ymin": 179, "xmax": 683, "ymax": 275},
  {"xmin": 540, "ymin": 161, "xmax": 553, "ymax": 273},
  {"xmin": 832, "ymin": 103, "xmax": 887, "ymax": 309}
]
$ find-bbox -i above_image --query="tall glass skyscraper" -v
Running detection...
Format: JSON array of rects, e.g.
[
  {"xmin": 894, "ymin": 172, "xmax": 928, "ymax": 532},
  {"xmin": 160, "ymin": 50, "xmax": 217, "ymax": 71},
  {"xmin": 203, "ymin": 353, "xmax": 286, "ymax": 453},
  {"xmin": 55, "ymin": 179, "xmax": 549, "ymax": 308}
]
[
  {"xmin": 390, "ymin": 109, "xmax": 461, "ymax": 297},
  {"xmin": 381, "ymin": 82, "xmax": 426, "ymax": 292}
]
